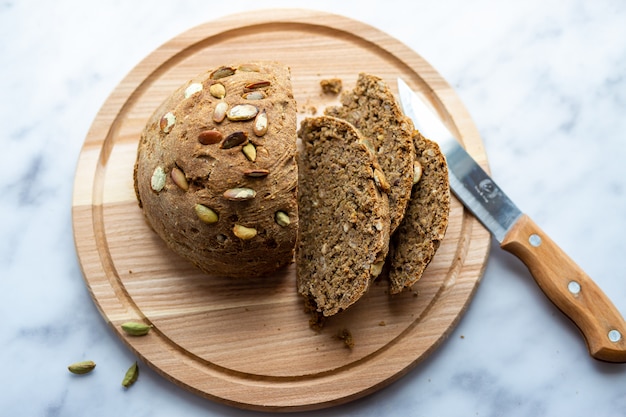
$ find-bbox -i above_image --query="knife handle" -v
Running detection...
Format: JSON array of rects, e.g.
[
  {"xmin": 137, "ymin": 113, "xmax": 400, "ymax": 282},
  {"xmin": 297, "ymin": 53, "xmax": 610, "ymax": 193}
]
[{"xmin": 501, "ymin": 214, "xmax": 626, "ymax": 362}]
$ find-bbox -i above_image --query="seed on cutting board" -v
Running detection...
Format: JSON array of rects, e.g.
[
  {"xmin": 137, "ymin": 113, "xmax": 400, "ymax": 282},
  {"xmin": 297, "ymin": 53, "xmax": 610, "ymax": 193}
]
[
  {"xmin": 223, "ymin": 187, "xmax": 256, "ymax": 201},
  {"xmin": 233, "ymin": 224, "xmax": 257, "ymax": 240},
  {"xmin": 220, "ymin": 131, "xmax": 248, "ymax": 149},
  {"xmin": 253, "ymin": 109, "xmax": 268, "ymax": 136},
  {"xmin": 194, "ymin": 204, "xmax": 218, "ymax": 224},
  {"xmin": 184, "ymin": 82, "xmax": 203, "ymax": 98},
  {"xmin": 227, "ymin": 104, "xmax": 258, "ymax": 121},
  {"xmin": 170, "ymin": 167, "xmax": 188, "ymax": 191},
  {"xmin": 68, "ymin": 360, "xmax": 96, "ymax": 375},
  {"xmin": 159, "ymin": 112, "xmax": 176, "ymax": 133},
  {"xmin": 121, "ymin": 321, "xmax": 153, "ymax": 336},
  {"xmin": 210, "ymin": 66, "xmax": 235, "ymax": 80},
  {"xmin": 242, "ymin": 143, "xmax": 257, "ymax": 162},
  {"xmin": 213, "ymin": 101, "xmax": 228, "ymax": 123},
  {"xmin": 209, "ymin": 83, "xmax": 226, "ymax": 99},
  {"xmin": 198, "ymin": 129, "xmax": 222, "ymax": 145}
]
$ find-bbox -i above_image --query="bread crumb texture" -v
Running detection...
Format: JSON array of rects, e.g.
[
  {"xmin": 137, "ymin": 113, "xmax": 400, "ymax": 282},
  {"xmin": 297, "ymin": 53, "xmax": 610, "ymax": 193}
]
[{"xmin": 296, "ymin": 116, "xmax": 390, "ymax": 317}]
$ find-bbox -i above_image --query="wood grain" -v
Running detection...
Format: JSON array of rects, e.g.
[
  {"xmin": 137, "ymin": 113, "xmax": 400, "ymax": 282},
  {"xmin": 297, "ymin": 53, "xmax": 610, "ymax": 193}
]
[{"xmin": 72, "ymin": 9, "xmax": 491, "ymax": 412}]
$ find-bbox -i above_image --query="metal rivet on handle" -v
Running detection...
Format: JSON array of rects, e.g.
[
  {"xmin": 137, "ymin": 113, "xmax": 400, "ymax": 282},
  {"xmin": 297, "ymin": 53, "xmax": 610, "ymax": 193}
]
[
  {"xmin": 529, "ymin": 234, "xmax": 542, "ymax": 247},
  {"xmin": 567, "ymin": 281, "xmax": 581, "ymax": 295},
  {"xmin": 608, "ymin": 330, "xmax": 622, "ymax": 343}
]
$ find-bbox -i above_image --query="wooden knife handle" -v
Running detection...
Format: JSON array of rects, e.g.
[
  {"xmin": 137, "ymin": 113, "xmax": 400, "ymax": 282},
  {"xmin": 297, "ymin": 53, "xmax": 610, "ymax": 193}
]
[{"xmin": 501, "ymin": 214, "xmax": 626, "ymax": 362}]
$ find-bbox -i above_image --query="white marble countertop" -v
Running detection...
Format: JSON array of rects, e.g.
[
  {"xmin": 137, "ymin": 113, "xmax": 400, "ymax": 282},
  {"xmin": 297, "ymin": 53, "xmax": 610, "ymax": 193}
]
[{"xmin": 2, "ymin": 1, "xmax": 626, "ymax": 415}]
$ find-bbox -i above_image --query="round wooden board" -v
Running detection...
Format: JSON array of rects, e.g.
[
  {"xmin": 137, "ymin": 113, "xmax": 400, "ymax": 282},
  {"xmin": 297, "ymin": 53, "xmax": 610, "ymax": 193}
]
[{"xmin": 72, "ymin": 9, "xmax": 491, "ymax": 412}]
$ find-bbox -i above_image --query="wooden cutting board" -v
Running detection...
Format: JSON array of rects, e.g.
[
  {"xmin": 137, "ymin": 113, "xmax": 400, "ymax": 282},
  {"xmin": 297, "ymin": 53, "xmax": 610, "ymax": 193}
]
[{"xmin": 72, "ymin": 9, "xmax": 491, "ymax": 412}]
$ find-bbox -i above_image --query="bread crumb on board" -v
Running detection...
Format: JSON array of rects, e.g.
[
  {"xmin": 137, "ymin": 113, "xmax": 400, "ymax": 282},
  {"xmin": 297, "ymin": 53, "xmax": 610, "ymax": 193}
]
[
  {"xmin": 336, "ymin": 328, "xmax": 355, "ymax": 349},
  {"xmin": 320, "ymin": 78, "xmax": 343, "ymax": 95}
]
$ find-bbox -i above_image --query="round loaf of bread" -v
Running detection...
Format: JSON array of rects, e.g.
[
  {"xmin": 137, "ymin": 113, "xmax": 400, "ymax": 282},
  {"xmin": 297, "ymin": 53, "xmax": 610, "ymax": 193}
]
[{"xmin": 133, "ymin": 62, "xmax": 298, "ymax": 278}]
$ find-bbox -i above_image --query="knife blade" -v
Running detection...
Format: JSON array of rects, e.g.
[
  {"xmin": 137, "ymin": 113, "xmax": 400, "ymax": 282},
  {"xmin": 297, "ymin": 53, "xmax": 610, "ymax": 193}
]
[{"xmin": 397, "ymin": 77, "xmax": 626, "ymax": 363}]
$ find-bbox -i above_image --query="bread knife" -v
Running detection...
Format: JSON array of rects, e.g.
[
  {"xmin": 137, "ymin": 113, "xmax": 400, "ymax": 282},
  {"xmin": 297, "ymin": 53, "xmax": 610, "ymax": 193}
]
[{"xmin": 397, "ymin": 77, "xmax": 626, "ymax": 362}]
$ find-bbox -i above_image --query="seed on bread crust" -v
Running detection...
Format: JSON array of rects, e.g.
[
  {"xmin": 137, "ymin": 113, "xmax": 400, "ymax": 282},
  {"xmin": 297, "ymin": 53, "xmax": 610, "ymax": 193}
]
[
  {"xmin": 253, "ymin": 109, "xmax": 268, "ymax": 136},
  {"xmin": 170, "ymin": 166, "xmax": 189, "ymax": 191},
  {"xmin": 184, "ymin": 83, "xmax": 203, "ymax": 98},
  {"xmin": 159, "ymin": 112, "xmax": 176, "ymax": 133},
  {"xmin": 198, "ymin": 129, "xmax": 223, "ymax": 145},
  {"xmin": 220, "ymin": 131, "xmax": 248, "ymax": 149},
  {"xmin": 233, "ymin": 224, "xmax": 257, "ymax": 240},
  {"xmin": 223, "ymin": 187, "xmax": 256, "ymax": 201},
  {"xmin": 209, "ymin": 83, "xmax": 226, "ymax": 99},
  {"xmin": 242, "ymin": 143, "xmax": 257, "ymax": 161},
  {"xmin": 213, "ymin": 102, "xmax": 228, "ymax": 123},
  {"xmin": 243, "ymin": 169, "xmax": 270, "ymax": 178},
  {"xmin": 210, "ymin": 66, "xmax": 236, "ymax": 80},
  {"xmin": 194, "ymin": 204, "xmax": 219, "ymax": 224},
  {"xmin": 227, "ymin": 104, "xmax": 258, "ymax": 121}
]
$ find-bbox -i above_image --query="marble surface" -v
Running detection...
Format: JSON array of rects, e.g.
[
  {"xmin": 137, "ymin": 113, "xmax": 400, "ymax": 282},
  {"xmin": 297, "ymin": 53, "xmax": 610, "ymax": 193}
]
[{"xmin": 2, "ymin": 0, "xmax": 626, "ymax": 415}]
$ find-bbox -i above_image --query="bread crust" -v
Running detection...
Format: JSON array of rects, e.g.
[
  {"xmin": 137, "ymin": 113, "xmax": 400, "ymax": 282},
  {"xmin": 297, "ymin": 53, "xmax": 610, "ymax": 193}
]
[{"xmin": 133, "ymin": 62, "xmax": 298, "ymax": 278}]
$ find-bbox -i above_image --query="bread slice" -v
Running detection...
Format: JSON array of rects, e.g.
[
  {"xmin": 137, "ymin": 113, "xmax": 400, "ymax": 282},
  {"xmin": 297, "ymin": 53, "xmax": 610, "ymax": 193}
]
[
  {"xmin": 296, "ymin": 116, "xmax": 391, "ymax": 317},
  {"xmin": 387, "ymin": 132, "xmax": 450, "ymax": 294},
  {"xmin": 325, "ymin": 73, "xmax": 415, "ymax": 235}
]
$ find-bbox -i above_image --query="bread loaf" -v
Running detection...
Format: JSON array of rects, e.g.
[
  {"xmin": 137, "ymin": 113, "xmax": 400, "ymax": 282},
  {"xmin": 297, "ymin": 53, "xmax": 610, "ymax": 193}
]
[
  {"xmin": 133, "ymin": 62, "xmax": 298, "ymax": 278},
  {"xmin": 296, "ymin": 116, "xmax": 391, "ymax": 317},
  {"xmin": 387, "ymin": 132, "xmax": 450, "ymax": 293},
  {"xmin": 325, "ymin": 73, "xmax": 416, "ymax": 234}
]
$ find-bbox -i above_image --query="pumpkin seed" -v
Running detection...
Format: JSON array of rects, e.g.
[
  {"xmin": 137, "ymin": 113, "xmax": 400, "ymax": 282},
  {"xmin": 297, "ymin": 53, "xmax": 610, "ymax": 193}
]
[
  {"xmin": 159, "ymin": 112, "xmax": 176, "ymax": 133},
  {"xmin": 373, "ymin": 168, "xmax": 390, "ymax": 193},
  {"xmin": 122, "ymin": 362, "xmax": 139, "ymax": 388},
  {"xmin": 227, "ymin": 104, "xmax": 258, "ymax": 121},
  {"xmin": 244, "ymin": 80, "xmax": 271, "ymax": 91},
  {"xmin": 243, "ymin": 169, "xmax": 269, "ymax": 178},
  {"xmin": 151, "ymin": 166, "xmax": 166, "ymax": 192},
  {"xmin": 198, "ymin": 129, "xmax": 223, "ymax": 145},
  {"xmin": 184, "ymin": 82, "xmax": 203, "ymax": 98},
  {"xmin": 170, "ymin": 166, "xmax": 188, "ymax": 191},
  {"xmin": 209, "ymin": 83, "xmax": 226, "ymax": 99},
  {"xmin": 68, "ymin": 360, "xmax": 96, "ymax": 375},
  {"xmin": 413, "ymin": 161, "xmax": 423, "ymax": 184},
  {"xmin": 242, "ymin": 143, "xmax": 257, "ymax": 162},
  {"xmin": 121, "ymin": 321, "xmax": 153, "ymax": 336},
  {"xmin": 242, "ymin": 91, "xmax": 266, "ymax": 100},
  {"xmin": 194, "ymin": 204, "xmax": 218, "ymax": 224},
  {"xmin": 253, "ymin": 109, "xmax": 268, "ymax": 136},
  {"xmin": 274, "ymin": 211, "xmax": 290, "ymax": 227},
  {"xmin": 220, "ymin": 131, "xmax": 248, "ymax": 149},
  {"xmin": 210, "ymin": 66, "xmax": 235, "ymax": 79},
  {"xmin": 213, "ymin": 101, "xmax": 228, "ymax": 123},
  {"xmin": 233, "ymin": 224, "xmax": 257, "ymax": 240},
  {"xmin": 237, "ymin": 64, "xmax": 260, "ymax": 72},
  {"xmin": 223, "ymin": 187, "xmax": 256, "ymax": 201}
]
